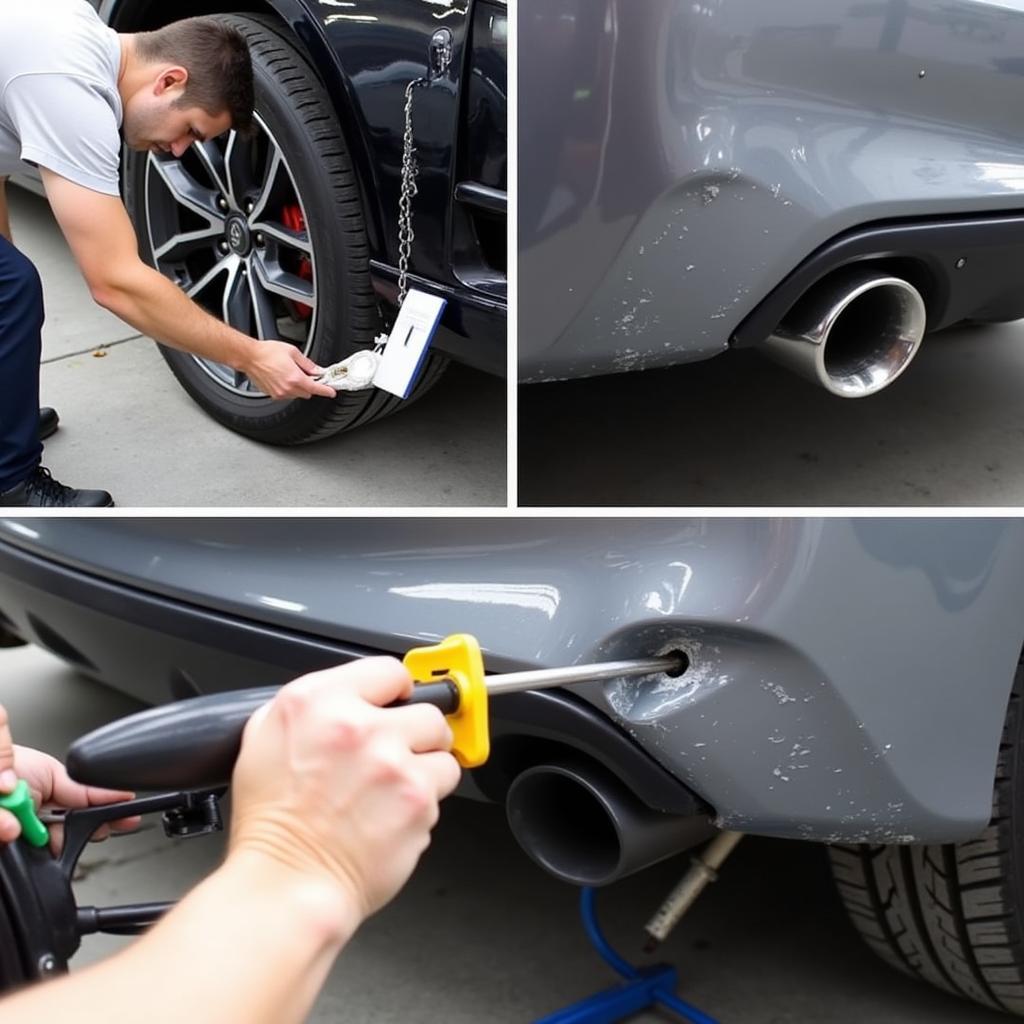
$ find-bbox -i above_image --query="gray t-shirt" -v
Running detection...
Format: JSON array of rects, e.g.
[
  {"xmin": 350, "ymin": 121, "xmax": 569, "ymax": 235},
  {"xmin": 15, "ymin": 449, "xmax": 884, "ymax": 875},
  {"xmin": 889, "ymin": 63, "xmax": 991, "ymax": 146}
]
[{"xmin": 0, "ymin": 0, "xmax": 122, "ymax": 195}]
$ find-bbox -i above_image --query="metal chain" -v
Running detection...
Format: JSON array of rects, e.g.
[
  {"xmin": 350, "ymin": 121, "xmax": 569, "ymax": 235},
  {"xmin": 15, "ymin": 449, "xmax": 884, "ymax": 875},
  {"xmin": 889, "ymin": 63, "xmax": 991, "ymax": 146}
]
[
  {"xmin": 396, "ymin": 76, "xmax": 424, "ymax": 309},
  {"xmin": 396, "ymin": 43, "xmax": 452, "ymax": 309}
]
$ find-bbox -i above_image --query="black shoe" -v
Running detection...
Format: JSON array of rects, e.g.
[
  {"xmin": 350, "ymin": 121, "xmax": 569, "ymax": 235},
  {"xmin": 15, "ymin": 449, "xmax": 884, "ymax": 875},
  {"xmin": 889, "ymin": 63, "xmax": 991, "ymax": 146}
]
[
  {"xmin": 0, "ymin": 467, "xmax": 114, "ymax": 507},
  {"xmin": 39, "ymin": 408, "xmax": 60, "ymax": 441}
]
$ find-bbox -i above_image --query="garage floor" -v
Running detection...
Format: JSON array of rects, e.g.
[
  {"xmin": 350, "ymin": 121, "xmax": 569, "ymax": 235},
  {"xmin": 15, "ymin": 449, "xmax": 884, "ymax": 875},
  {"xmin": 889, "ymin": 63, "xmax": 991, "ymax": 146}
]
[
  {"xmin": 0, "ymin": 644, "xmax": 1007, "ymax": 1023},
  {"xmin": 519, "ymin": 326, "xmax": 1024, "ymax": 507},
  {"xmin": 9, "ymin": 188, "xmax": 506, "ymax": 508}
]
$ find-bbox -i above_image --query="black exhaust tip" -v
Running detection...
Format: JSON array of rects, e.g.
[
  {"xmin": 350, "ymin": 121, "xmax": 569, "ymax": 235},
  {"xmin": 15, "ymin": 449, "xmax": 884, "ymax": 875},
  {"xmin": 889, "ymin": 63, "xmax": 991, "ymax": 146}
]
[
  {"xmin": 506, "ymin": 759, "xmax": 713, "ymax": 887},
  {"xmin": 508, "ymin": 764, "xmax": 623, "ymax": 884}
]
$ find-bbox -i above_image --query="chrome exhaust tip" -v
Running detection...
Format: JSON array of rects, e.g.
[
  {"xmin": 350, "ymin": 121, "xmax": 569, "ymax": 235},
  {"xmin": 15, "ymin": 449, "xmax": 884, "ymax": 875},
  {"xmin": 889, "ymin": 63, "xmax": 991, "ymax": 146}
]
[
  {"xmin": 759, "ymin": 267, "xmax": 927, "ymax": 398},
  {"xmin": 506, "ymin": 760, "xmax": 713, "ymax": 887}
]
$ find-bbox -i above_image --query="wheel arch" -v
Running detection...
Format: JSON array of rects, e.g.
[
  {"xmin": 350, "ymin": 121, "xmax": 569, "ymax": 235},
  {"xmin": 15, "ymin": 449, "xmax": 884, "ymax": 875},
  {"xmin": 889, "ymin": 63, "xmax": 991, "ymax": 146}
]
[{"xmin": 99, "ymin": 0, "xmax": 385, "ymax": 254}]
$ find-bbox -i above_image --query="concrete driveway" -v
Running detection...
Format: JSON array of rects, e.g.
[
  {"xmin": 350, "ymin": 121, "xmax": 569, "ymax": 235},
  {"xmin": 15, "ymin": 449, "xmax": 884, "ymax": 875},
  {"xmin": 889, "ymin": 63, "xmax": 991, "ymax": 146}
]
[
  {"xmin": 520, "ymin": 324, "xmax": 1024, "ymax": 507},
  {"xmin": 0, "ymin": 642, "xmax": 1008, "ymax": 1024},
  {"xmin": 9, "ymin": 187, "xmax": 506, "ymax": 508}
]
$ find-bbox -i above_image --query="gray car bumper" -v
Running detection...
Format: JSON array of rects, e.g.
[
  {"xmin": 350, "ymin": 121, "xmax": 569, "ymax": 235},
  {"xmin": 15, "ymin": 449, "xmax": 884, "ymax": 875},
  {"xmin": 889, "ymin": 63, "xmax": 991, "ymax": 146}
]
[
  {"xmin": 0, "ymin": 518, "xmax": 1021, "ymax": 845},
  {"xmin": 519, "ymin": 0, "xmax": 1024, "ymax": 380}
]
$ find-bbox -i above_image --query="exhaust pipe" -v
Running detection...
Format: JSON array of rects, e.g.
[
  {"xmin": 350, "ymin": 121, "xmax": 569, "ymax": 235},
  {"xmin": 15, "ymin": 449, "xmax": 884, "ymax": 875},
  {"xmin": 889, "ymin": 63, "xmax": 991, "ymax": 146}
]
[
  {"xmin": 758, "ymin": 266, "xmax": 926, "ymax": 398},
  {"xmin": 506, "ymin": 760, "xmax": 713, "ymax": 887}
]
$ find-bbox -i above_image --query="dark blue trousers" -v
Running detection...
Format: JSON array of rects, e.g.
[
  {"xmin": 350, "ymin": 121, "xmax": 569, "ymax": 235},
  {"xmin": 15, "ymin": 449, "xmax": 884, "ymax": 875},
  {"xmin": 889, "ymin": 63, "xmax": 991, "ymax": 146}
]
[{"xmin": 0, "ymin": 235, "xmax": 44, "ymax": 492}]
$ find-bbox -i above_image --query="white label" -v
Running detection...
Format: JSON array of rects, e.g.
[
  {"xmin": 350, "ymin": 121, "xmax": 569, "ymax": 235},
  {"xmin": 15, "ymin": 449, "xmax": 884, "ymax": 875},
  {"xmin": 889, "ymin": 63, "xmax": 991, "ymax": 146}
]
[{"xmin": 373, "ymin": 290, "xmax": 447, "ymax": 399}]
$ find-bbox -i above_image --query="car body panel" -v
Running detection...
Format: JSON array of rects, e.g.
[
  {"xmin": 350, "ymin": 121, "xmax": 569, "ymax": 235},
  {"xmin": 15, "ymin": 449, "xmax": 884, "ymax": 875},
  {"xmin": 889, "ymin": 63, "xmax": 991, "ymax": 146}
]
[
  {"xmin": 519, "ymin": 0, "xmax": 1024, "ymax": 380},
  {"xmin": 0, "ymin": 518, "xmax": 1021, "ymax": 846}
]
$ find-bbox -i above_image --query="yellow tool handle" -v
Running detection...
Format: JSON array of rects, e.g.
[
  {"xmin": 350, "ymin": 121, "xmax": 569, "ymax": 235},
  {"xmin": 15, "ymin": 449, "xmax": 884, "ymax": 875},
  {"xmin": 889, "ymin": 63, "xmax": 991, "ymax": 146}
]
[{"xmin": 402, "ymin": 634, "xmax": 489, "ymax": 767}]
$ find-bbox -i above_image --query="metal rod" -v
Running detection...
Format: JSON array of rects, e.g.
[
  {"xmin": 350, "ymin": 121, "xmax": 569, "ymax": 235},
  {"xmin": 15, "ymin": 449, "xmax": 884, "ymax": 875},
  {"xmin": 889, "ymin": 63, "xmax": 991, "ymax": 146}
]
[
  {"xmin": 643, "ymin": 831, "xmax": 745, "ymax": 949},
  {"xmin": 485, "ymin": 655, "xmax": 682, "ymax": 697}
]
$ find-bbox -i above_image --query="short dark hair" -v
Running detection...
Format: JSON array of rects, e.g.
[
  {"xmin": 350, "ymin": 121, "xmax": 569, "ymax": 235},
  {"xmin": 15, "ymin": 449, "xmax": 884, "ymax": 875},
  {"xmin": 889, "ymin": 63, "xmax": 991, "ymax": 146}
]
[{"xmin": 135, "ymin": 17, "xmax": 254, "ymax": 135}]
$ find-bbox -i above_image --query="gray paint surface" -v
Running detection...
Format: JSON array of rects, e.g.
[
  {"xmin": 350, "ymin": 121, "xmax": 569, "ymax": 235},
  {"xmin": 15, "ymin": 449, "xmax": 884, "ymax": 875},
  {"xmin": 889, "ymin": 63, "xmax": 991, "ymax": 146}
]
[
  {"xmin": 519, "ymin": 0, "xmax": 1024, "ymax": 379},
  {"xmin": 1, "ymin": 518, "xmax": 1022, "ymax": 845}
]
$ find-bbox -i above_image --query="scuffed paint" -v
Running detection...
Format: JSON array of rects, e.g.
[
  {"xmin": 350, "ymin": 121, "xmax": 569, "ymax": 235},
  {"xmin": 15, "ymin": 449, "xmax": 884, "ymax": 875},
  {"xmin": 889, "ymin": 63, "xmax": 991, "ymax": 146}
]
[
  {"xmin": 761, "ymin": 681, "xmax": 797, "ymax": 705},
  {"xmin": 605, "ymin": 636, "xmax": 729, "ymax": 721}
]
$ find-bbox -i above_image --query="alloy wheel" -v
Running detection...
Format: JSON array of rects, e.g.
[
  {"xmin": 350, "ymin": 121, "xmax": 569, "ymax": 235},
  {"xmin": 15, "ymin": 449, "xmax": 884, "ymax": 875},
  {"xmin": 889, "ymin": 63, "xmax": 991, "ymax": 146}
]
[{"xmin": 142, "ymin": 113, "xmax": 318, "ymax": 397}]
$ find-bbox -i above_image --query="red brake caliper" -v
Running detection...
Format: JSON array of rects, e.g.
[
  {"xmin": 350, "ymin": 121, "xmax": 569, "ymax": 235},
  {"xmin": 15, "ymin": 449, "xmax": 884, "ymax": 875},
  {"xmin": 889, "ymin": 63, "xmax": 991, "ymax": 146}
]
[{"xmin": 281, "ymin": 204, "xmax": 313, "ymax": 320}]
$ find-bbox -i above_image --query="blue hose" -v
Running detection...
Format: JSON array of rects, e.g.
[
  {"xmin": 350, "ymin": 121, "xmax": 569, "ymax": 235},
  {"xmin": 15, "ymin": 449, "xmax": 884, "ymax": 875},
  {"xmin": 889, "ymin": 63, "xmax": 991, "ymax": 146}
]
[{"xmin": 579, "ymin": 888, "xmax": 719, "ymax": 1024}]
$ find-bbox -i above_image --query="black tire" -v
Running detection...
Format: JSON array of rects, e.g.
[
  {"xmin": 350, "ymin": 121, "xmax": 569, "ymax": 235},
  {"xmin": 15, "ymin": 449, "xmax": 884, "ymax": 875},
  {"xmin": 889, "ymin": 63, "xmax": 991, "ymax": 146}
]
[
  {"xmin": 125, "ymin": 13, "xmax": 447, "ymax": 445},
  {"xmin": 829, "ymin": 650, "xmax": 1024, "ymax": 1015}
]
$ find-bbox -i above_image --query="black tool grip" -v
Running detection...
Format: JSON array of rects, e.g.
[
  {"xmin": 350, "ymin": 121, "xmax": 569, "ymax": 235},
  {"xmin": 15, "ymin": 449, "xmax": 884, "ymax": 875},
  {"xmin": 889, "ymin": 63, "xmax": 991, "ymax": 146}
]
[
  {"xmin": 394, "ymin": 681, "xmax": 460, "ymax": 714},
  {"xmin": 66, "ymin": 681, "xmax": 461, "ymax": 792}
]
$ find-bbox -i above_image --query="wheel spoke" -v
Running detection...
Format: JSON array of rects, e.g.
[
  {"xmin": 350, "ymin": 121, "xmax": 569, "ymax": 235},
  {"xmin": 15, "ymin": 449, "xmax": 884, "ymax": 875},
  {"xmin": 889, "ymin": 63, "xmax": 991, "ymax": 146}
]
[
  {"xmin": 247, "ymin": 262, "xmax": 278, "ymax": 340},
  {"xmin": 222, "ymin": 261, "xmax": 253, "ymax": 334},
  {"xmin": 185, "ymin": 255, "xmax": 237, "ymax": 300},
  {"xmin": 249, "ymin": 148, "xmax": 285, "ymax": 223},
  {"xmin": 223, "ymin": 132, "xmax": 258, "ymax": 207},
  {"xmin": 149, "ymin": 156, "xmax": 223, "ymax": 222},
  {"xmin": 154, "ymin": 224, "xmax": 223, "ymax": 263},
  {"xmin": 191, "ymin": 140, "xmax": 231, "ymax": 201},
  {"xmin": 250, "ymin": 218, "xmax": 312, "ymax": 255},
  {"xmin": 251, "ymin": 251, "xmax": 316, "ymax": 308}
]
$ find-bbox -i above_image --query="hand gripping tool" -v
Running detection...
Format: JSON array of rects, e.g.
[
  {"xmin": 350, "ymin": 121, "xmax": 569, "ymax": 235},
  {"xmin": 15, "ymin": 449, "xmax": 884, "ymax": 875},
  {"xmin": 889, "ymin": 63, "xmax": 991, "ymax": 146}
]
[
  {"xmin": 64, "ymin": 634, "xmax": 684, "ymax": 789},
  {"xmin": 0, "ymin": 636, "xmax": 686, "ymax": 992}
]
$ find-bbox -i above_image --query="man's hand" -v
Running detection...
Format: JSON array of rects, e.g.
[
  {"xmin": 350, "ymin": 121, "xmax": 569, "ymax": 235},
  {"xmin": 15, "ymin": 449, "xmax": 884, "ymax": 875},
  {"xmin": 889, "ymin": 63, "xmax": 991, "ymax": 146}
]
[
  {"xmin": 230, "ymin": 658, "xmax": 461, "ymax": 927},
  {"xmin": 0, "ymin": 705, "xmax": 140, "ymax": 853},
  {"xmin": 241, "ymin": 341, "xmax": 336, "ymax": 400}
]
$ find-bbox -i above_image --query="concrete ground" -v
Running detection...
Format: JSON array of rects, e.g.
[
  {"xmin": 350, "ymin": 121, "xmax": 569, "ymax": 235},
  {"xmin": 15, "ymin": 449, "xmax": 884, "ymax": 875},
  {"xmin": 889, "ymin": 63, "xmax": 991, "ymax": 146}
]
[
  {"xmin": 9, "ymin": 187, "xmax": 506, "ymax": 508},
  {"xmin": 0, "ymin": 642, "xmax": 1008, "ymax": 1023},
  {"xmin": 519, "ymin": 325, "xmax": 1024, "ymax": 507}
]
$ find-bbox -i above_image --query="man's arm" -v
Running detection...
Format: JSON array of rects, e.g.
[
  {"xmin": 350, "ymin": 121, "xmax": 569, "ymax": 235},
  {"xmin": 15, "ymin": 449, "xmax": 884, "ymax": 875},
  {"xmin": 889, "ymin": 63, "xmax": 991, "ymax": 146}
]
[
  {"xmin": 41, "ymin": 170, "xmax": 335, "ymax": 400},
  {"xmin": 1, "ymin": 855, "xmax": 355, "ymax": 1024},
  {"xmin": 0, "ymin": 659, "xmax": 459, "ymax": 1024},
  {"xmin": 0, "ymin": 178, "xmax": 11, "ymax": 243}
]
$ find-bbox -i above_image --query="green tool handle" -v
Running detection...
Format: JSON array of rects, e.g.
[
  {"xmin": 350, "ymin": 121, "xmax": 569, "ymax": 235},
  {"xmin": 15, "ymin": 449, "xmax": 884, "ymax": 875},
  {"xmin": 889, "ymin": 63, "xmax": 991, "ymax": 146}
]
[{"xmin": 0, "ymin": 779, "xmax": 49, "ymax": 847}]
